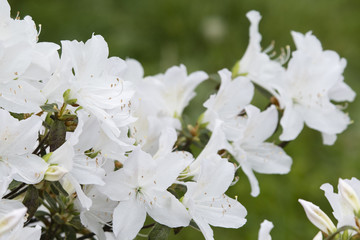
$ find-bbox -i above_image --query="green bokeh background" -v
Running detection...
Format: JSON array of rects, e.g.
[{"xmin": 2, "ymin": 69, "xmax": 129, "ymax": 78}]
[{"xmin": 9, "ymin": 0, "xmax": 360, "ymax": 239}]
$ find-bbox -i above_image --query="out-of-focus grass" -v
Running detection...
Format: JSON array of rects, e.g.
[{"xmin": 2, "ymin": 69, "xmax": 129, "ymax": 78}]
[{"xmin": 9, "ymin": 0, "xmax": 360, "ymax": 239}]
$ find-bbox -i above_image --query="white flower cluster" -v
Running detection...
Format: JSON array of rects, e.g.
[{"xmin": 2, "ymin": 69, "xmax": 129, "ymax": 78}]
[{"xmin": 0, "ymin": 0, "xmax": 355, "ymax": 240}]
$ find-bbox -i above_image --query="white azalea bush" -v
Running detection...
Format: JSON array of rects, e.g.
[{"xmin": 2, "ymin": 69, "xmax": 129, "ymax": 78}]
[{"xmin": 0, "ymin": 0, "xmax": 356, "ymax": 239}]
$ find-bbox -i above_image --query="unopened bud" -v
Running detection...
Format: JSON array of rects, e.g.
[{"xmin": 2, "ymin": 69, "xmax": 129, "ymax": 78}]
[
  {"xmin": 299, "ymin": 199, "xmax": 336, "ymax": 235},
  {"xmin": 339, "ymin": 179, "xmax": 360, "ymax": 214},
  {"xmin": 313, "ymin": 231, "xmax": 323, "ymax": 240},
  {"xmin": 44, "ymin": 165, "xmax": 68, "ymax": 181}
]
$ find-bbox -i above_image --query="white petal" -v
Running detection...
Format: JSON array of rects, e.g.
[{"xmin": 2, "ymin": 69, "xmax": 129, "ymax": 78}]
[
  {"xmin": 244, "ymin": 142, "xmax": 292, "ymax": 174},
  {"xmin": 193, "ymin": 216, "xmax": 214, "ymax": 240},
  {"xmin": 145, "ymin": 190, "xmax": 190, "ymax": 227},
  {"xmin": 8, "ymin": 154, "xmax": 48, "ymax": 184},
  {"xmin": 194, "ymin": 195, "xmax": 247, "ymax": 228},
  {"xmin": 112, "ymin": 200, "xmax": 146, "ymax": 240},
  {"xmin": 280, "ymin": 106, "xmax": 304, "ymax": 141},
  {"xmin": 244, "ymin": 105, "xmax": 278, "ymax": 144},
  {"xmin": 258, "ymin": 220, "xmax": 273, "ymax": 240}
]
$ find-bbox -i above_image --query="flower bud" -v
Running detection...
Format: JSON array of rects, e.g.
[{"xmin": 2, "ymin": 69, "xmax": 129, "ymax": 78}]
[
  {"xmin": 313, "ymin": 231, "xmax": 323, "ymax": 240},
  {"xmin": 44, "ymin": 165, "xmax": 68, "ymax": 181},
  {"xmin": 299, "ymin": 199, "xmax": 336, "ymax": 235},
  {"xmin": 339, "ymin": 179, "xmax": 360, "ymax": 214}
]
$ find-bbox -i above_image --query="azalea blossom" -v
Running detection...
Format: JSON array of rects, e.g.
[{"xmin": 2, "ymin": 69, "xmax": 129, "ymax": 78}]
[
  {"xmin": 278, "ymin": 31, "xmax": 355, "ymax": 144},
  {"xmin": 203, "ymin": 68, "xmax": 254, "ymax": 141},
  {"xmin": 235, "ymin": 10, "xmax": 285, "ymax": 100},
  {"xmin": 230, "ymin": 105, "xmax": 292, "ymax": 197},
  {"xmin": 100, "ymin": 137, "xmax": 192, "ymax": 239},
  {"xmin": 0, "ymin": 109, "xmax": 48, "ymax": 191},
  {"xmin": 0, "ymin": 0, "xmax": 59, "ymax": 113},
  {"xmin": 43, "ymin": 34, "xmax": 136, "ymax": 142},
  {"xmin": 182, "ymin": 154, "xmax": 247, "ymax": 240}
]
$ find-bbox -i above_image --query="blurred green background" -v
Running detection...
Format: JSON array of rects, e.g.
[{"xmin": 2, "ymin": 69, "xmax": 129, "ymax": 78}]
[{"xmin": 9, "ymin": 0, "xmax": 360, "ymax": 239}]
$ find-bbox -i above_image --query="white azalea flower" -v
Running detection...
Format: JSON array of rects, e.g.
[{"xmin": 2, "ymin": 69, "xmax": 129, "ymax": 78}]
[
  {"xmin": 258, "ymin": 220, "xmax": 274, "ymax": 240},
  {"xmin": 188, "ymin": 120, "xmax": 232, "ymax": 178},
  {"xmin": 236, "ymin": 10, "xmax": 285, "ymax": 100},
  {"xmin": 77, "ymin": 186, "xmax": 117, "ymax": 240},
  {"xmin": 0, "ymin": 0, "xmax": 59, "ymax": 113},
  {"xmin": 183, "ymin": 154, "xmax": 247, "ymax": 240},
  {"xmin": 203, "ymin": 68, "xmax": 254, "ymax": 141},
  {"xmin": 47, "ymin": 111, "xmax": 109, "ymax": 209},
  {"xmin": 100, "ymin": 146, "xmax": 192, "ymax": 240},
  {"xmin": 0, "ymin": 109, "xmax": 48, "ymax": 189},
  {"xmin": 43, "ymin": 35, "xmax": 135, "ymax": 142},
  {"xmin": 125, "ymin": 60, "xmax": 206, "ymax": 154},
  {"xmin": 231, "ymin": 105, "xmax": 292, "ymax": 197},
  {"xmin": 278, "ymin": 31, "xmax": 354, "ymax": 144}
]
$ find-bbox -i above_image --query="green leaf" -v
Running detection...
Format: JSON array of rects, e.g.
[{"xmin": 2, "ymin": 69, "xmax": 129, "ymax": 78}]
[
  {"xmin": 43, "ymin": 191, "xmax": 58, "ymax": 211},
  {"xmin": 22, "ymin": 185, "xmax": 39, "ymax": 221},
  {"xmin": 41, "ymin": 103, "xmax": 59, "ymax": 113},
  {"xmin": 189, "ymin": 220, "xmax": 201, "ymax": 232},
  {"xmin": 64, "ymin": 225, "xmax": 77, "ymax": 240},
  {"xmin": 8, "ymin": 180, "xmax": 22, "ymax": 190},
  {"xmin": 53, "ymin": 214, "xmax": 65, "ymax": 224},
  {"xmin": 49, "ymin": 119, "xmax": 66, "ymax": 152},
  {"xmin": 148, "ymin": 223, "xmax": 170, "ymax": 240},
  {"xmin": 52, "ymin": 181, "xmax": 69, "ymax": 197}
]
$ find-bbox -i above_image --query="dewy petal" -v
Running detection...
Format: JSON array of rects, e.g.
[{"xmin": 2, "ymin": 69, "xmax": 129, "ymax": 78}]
[
  {"xmin": 258, "ymin": 220, "xmax": 274, "ymax": 240},
  {"xmin": 112, "ymin": 200, "xmax": 146, "ymax": 240},
  {"xmin": 145, "ymin": 189, "xmax": 190, "ymax": 228}
]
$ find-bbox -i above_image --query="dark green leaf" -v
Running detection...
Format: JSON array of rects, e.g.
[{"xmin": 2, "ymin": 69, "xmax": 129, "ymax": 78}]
[
  {"xmin": 148, "ymin": 223, "xmax": 170, "ymax": 240},
  {"xmin": 53, "ymin": 214, "xmax": 65, "ymax": 224},
  {"xmin": 49, "ymin": 119, "xmax": 66, "ymax": 152},
  {"xmin": 189, "ymin": 220, "xmax": 201, "ymax": 232},
  {"xmin": 44, "ymin": 191, "xmax": 58, "ymax": 211},
  {"xmin": 64, "ymin": 225, "xmax": 77, "ymax": 240},
  {"xmin": 52, "ymin": 181, "xmax": 69, "ymax": 197},
  {"xmin": 22, "ymin": 185, "xmax": 39, "ymax": 221},
  {"xmin": 35, "ymin": 210, "xmax": 50, "ymax": 218},
  {"xmin": 8, "ymin": 180, "xmax": 22, "ymax": 190}
]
